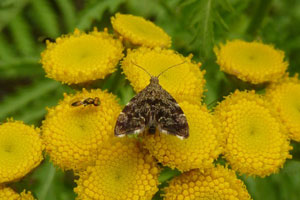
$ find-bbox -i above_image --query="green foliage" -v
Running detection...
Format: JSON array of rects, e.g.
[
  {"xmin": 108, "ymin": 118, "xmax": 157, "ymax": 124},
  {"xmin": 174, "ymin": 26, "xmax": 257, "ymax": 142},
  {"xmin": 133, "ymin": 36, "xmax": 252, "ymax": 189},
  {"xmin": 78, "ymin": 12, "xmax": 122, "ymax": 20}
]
[{"xmin": 0, "ymin": 0, "xmax": 299, "ymax": 199}]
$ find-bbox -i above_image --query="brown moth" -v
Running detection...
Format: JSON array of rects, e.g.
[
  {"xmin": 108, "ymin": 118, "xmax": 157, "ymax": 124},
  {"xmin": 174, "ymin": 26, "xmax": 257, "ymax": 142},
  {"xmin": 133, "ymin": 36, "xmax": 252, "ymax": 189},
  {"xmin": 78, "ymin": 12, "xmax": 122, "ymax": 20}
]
[{"xmin": 114, "ymin": 62, "xmax": 189, "ymax": 139}]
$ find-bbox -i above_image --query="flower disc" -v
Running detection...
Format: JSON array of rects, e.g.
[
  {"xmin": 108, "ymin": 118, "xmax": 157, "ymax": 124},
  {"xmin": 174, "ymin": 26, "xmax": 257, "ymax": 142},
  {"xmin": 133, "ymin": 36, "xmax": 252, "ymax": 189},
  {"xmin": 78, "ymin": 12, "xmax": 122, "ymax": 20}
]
[
  {"xmin": 111, "ymin": 13, "xmax": 171, "ymax": 48},
  {"xmin": 41, "ymin": 28, "xmax": 124, "ymax": 84},
  {"xmin": 214, "ymin": 90, "xmax": 292, "ymax": 177},
  {"xmin": 0, "ymin": 121, "xmax": 43, "ymax": 183},
  {"xmin": 74, "ymin": 138, "xmax": 160, "ymax": 200},
  {"xmin": 214, "ymin": 40, "xmax": 288, "ymax": 84},
  {"xmin": 143, "ymin": 101, "xmax": 221, "ymax": 172},
  {"xmin": 122, "ymin": 47, "xmax": 205, "ymax": 103},
  {"xmin": 266, "ymin": 75, "xmax": 300, "ymax": 141},
  {"xmin": 164, "ymin": 165, "xmax": 251, "ymax": 200},
  {"xmin": 42, "ymin": 89, "xmax": 121, "ymax": 171}
]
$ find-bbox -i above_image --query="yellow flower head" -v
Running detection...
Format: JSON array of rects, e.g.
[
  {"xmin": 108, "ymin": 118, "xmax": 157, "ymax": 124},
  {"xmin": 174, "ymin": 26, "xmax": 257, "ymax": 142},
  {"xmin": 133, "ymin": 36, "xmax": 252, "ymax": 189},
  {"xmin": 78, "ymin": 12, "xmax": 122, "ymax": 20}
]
[
  {"xmin": 74, "ymin": 138, "xmax": 160, "ymax": 200},
  {"xmin": 214, "ymin": 90, "xmax": 292, "ymax": 177},
  {"xmin": 0, "ymin": 186, "xmax": 35, "ymax": 200},
  {"xmin": 41, "ymin": 28, "xmax": 124, "ymax": 84},
  {"xmin": 111, "ymin": 13, "xmax": 171, "ymax": 48},
  {"xmin": 266, "ymin": 74, "xmax": 300, "ymax": 141},
  {"xmin": 0, "ymin": 120, "xmax": 44, "ymax": 183},
  {"xmin": 143, "ymin": 101, "xmax": 221, "ymax": 172},
  {"xmin": 164, "ymin": 165, "xmax": 252, "ymax": 200},
  {"xmin": 214, "ymin": 40, "xmax": 288, "ymax": 84},
  {"xmin": 42, "ymin": 89, "xmax": 121, "ymax": 171},
  {"xmin": 122, "ymin": 47, "xmax": 205, "ymax": 103}
]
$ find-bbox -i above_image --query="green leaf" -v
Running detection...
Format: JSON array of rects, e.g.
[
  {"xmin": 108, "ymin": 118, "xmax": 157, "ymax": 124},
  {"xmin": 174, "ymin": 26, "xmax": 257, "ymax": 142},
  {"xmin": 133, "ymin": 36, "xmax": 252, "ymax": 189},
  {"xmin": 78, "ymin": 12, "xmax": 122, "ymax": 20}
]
[
  {"xmin": 0, "ymin": 0, "xmax": 29, "ymax": 31},
  {"xmin": 76, "ymin": 0, "xmax": 124, "ymax": 30},
  {"xmin": 30, "ymin": 0, "xmax": 60, "ymax": 37},
  {"xmin": 0, "ymin": 79, "xmax": 60, "ymax": 121},
  {"xmin": 55, "ymin": 0, "xmax": 76, "ymax": 32},
  {"xmin": 8, "ymin": 13, "xmax": 36, "ymax": 56}
]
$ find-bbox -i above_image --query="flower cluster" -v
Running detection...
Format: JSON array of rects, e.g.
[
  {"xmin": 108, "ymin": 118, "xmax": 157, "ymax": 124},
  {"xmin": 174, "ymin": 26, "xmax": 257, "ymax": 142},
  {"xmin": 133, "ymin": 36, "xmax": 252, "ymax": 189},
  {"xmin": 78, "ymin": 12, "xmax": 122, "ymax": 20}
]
[{"xmin": 2, "ymin": 11, "xmax": 298, "ymax": 200}]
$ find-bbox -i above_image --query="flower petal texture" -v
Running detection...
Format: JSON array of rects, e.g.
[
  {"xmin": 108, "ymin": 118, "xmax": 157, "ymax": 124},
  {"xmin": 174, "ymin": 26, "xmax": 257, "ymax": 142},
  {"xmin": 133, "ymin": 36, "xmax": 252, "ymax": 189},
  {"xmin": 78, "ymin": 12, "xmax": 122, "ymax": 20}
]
[
  {"xmin": 143, "ymin": 101, "xmax": 221, "ymax": 172},
  {"xmin": 0, "ymin": 186, "xmax": 35, "ymax": 200},
  {"xmin": 214, "ymin": 90, "xmax": 292, "ymax": 177},
  {"xmin": 214, "ymin": 40, "xmax": 288, "ymax": 84},
  {"xmin": 164, "ymin": 165, "xmax": 251, "ymax": 200},
  {"xmin": 74, "ymin": 138, "xmax": 160, "ymax": 200},
  {"xmin": 0, "ymin": 120, "xmax": 44, "ymax": 183},
  {"xmin": 41, "ymin": 28, "xmax": 124, "ymax": 84},
  {"xmin": 42, "ymin": 89, "xmax": 121, "ymax": 171},
  {"xmin": 111, "ymin": 13, "xmax": 171, "ymax": 48},
  {"xmin": 122, "ymin": 47, "xmax": 205, "ymax": 103},
  {"xmin": 266, "ymin": 74, "xmax": 300, "ymax": 141}
]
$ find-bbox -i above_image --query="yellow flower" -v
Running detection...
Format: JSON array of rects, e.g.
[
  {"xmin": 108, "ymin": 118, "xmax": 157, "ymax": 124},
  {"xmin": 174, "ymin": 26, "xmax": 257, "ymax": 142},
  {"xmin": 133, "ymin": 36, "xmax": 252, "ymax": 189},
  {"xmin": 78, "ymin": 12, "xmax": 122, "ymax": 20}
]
[
  {"xmin": 0, "ymin": 120, "xmax": 44, "ymax": 183},
  {"xmin": 0, "ymin": 186, "xmax": 35, "ymax": 200},
  {"xmin": 41, "ymin": 28, "xmax": 124, "ymax": 84},
  {"xmin": 42, "ymin": 89, "xmax": 121, "ymax": 171},
  {"xmin": 74, "ymin": 138, "xmax": 160, "ymax": 200},
  {"xmin": 266, "ymin": 74, "xmax": 300, "ymax": 141},
  {"xmin": 214, "ymin": 90, "xmax": 292, "ymax": 177},
  {"xmin": 164, "ymin": 165, "xmax": 252, "ymax": 200},
  {"xmin": 214, "ymin": 40, "xmax": 288, "ymax": 84},
  {"xmin": 111, "ymin": 13, "xmax": 171, "ymax": 48},
  {"xmin": 143, "ymin": 101, "xmax": 221, "ymax": 172},
  {"xmin": 122, "ymin": 47, "xmax": 205, "ymax": 103}
]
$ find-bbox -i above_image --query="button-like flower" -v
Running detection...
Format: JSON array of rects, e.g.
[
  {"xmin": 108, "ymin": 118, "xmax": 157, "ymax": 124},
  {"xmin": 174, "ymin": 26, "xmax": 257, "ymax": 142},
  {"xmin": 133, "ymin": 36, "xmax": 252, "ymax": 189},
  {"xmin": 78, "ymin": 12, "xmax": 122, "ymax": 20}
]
[
  {"xmin": 0, "ymin": 120, "xmax": 44, "ymax": 183},
  {"xmin": 74, "ymin": 138, "xmax": 160, "ymax": 200},
  {"xmin": 214, "ymin": 40, "xmax": 288, "ymax": 84},
  {"xmin": 111, "ymin": 13, "xmax": 171, "ymax": 48},
  {"xmin": 41, "ymin": 28, "xmax": 124, "ymax": 84},
  {"xmin": 164, "ymin": 165, "xmax": 252, "ymax": 200},
  {"xmin": 143, "ymin": 101, "xmax": 221, "ymax": 172},
  {"xmin": 266, "ymin": 74, "xmax": 300, "ymax": 141},
  {"xmin": 42, "ymin": 89, "xmax": 121, "ymax": 171},
  {"xmin": 214, "ymin": 90, "xmax": 292, "ymax": 177},
  {"xmin": 122, "ymin": 47, "xmax": 205, "ymax": 103}
]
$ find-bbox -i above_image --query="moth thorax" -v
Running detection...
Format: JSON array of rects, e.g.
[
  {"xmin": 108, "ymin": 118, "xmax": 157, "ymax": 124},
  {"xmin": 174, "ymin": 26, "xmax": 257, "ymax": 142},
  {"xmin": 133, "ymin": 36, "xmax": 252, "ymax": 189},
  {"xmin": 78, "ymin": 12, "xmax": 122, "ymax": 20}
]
[
  {"xmin": 148, "ymin": 126, "xmax": 156, "ymax": 134},
  {"xmin": 150, "ymin": 77, "xmax": 159, "ymax": 84}
]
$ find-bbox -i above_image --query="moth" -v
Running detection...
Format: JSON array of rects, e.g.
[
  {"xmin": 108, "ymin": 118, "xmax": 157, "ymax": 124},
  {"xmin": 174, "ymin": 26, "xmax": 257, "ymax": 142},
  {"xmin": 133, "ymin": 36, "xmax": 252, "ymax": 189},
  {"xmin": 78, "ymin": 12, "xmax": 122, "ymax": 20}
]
[
  {"xmin": 114, "ymin": 62, "xmax": 189, "ymax": 139},
  {"xmin": 71, "ymin": 97, "xmax": 100, "ymax": 107}
]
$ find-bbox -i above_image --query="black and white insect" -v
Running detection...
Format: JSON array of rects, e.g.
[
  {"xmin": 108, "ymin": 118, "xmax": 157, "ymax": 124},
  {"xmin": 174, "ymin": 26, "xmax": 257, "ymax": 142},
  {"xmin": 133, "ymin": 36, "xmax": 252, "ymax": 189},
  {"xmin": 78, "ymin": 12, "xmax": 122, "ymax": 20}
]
[
  {"xmin": 114, "ymin": 62, "xmax": 189, "ymax": 139},
  {"xmin": 71, "ymin": 97, "xmax": 100, "ymax": 107}
]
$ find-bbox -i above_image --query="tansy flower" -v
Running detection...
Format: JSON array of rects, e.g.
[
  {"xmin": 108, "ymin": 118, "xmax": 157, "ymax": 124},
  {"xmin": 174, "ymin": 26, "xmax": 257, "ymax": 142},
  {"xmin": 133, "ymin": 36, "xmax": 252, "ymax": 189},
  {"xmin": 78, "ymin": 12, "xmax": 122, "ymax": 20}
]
[
  {"xmin": 42, "ymin": 89, "xmax": 121, "ymax": 171},
  {"xmin": 266, "ymin": 74, "xmax": 300, "ymax": 141},
  {"xmin": 122, "ymin": 47, "xmax": 205, "ymax": 103},
  {"xmin": 0, "ymin": 186, "xmax": 35, "ymax": 200},
  {"xmin": 214, "ymin": 40, "xmax": 288, "ymax": 84},
  {"xmin": 214, "ymin": 90, "xmax": 292, "ymax": 177},
  {"xmin": 74, "ymin": 138, "xmax": 160, "ymax": 200},
  {"xmin": 143, "ymin": 101, "xmax": 221, "ymax": 172},
  {"xmin": 41, "ymin": 28, "xmax": 124, "ymax": 84},
  {"xmin": 164, "ymin": 165, "xmax": 252, "ymax": 200},
  {"xmin": 111, "ymin": 13, "xmax": 171, "ymax": 48},
  {"xmin": 0, "ymin": 120, "xmax": 44, "ymax": 183}
]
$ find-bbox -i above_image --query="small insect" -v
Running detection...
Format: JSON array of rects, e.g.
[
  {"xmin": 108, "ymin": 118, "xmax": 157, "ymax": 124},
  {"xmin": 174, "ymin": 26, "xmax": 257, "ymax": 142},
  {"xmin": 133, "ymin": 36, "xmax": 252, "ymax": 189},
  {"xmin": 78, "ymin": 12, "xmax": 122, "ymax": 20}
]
[
  {"xmin": 40, "ymin": 37, "xmax": 55, "ymax": 44},
  {"xmin": 114, "ymin": 61, "xmax": 189, "ymax": 139},
  {"xmin": 71, "ymin": 97, "xmax": 100, "ymax": 107}
]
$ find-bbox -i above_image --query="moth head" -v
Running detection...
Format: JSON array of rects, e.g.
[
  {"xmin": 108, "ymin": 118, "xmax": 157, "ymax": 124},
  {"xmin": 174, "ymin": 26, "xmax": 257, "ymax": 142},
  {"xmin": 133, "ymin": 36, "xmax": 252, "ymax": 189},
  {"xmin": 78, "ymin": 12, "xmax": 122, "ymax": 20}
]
[{"xmin": 131, "ymin": 61, "xmax": 186, "ymax": 80}]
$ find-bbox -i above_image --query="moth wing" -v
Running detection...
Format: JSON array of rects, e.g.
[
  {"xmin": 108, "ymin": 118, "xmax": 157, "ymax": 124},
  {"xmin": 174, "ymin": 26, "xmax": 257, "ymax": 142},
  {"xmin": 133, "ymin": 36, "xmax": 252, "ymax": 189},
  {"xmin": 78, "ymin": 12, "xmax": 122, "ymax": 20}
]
[
  {"xmin": 114, "ymin": 94, "xmax": 146, "ymax": 137},
  {"xmin": 157, "ymin": 90, "xmax": 189, "ymax": 139}
]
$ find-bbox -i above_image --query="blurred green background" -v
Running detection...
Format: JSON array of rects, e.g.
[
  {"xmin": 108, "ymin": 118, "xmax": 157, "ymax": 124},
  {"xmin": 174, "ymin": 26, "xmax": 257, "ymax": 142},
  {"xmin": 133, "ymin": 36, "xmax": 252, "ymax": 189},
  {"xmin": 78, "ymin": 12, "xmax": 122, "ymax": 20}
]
[{"xmin": 0, "ymin": 0, "xmax": 299, "ymax": 199}]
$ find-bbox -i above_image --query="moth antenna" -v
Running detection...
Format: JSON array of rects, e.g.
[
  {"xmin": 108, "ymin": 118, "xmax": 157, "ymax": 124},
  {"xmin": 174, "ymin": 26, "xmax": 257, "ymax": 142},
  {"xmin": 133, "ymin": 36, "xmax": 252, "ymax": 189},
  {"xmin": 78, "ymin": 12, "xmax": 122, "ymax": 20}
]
[
  {"xmin": 157, "ymin": 61, "xmax": 186, "ymax": 78},
  {"xmin": 131, "ymin": 61, "xmax": 152, "ymax": 78}
]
